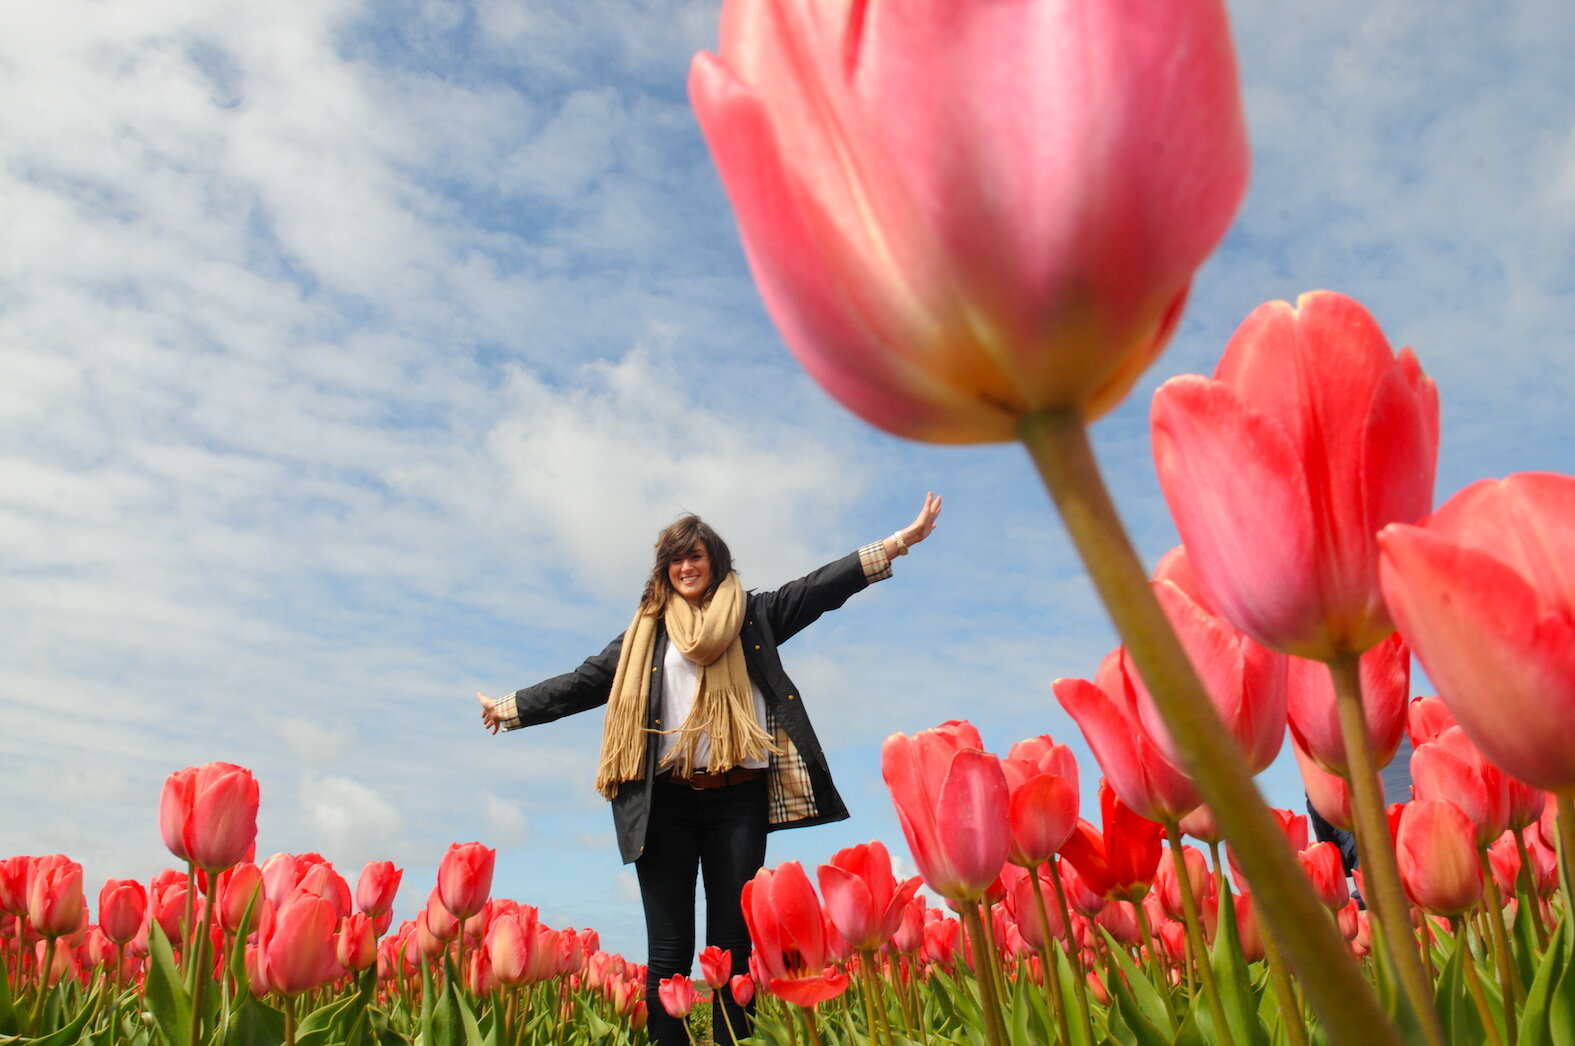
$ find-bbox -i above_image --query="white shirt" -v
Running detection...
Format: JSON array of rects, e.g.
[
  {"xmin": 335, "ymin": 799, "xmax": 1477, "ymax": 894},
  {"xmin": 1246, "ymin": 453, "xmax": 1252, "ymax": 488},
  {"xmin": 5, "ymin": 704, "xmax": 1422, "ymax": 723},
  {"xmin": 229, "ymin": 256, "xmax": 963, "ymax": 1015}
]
[{"xmin": 656, "ymin": 640, "xmax": 770, "ymax": 770}]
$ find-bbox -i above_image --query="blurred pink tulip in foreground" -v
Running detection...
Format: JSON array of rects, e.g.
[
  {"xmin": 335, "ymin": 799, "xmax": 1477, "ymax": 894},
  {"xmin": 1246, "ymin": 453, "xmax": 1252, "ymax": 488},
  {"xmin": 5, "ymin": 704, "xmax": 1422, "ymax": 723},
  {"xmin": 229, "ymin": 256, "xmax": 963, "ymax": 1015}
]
[{"xmin": 690, "ymin": 0, "xmax": 1248, "ymax": 442}]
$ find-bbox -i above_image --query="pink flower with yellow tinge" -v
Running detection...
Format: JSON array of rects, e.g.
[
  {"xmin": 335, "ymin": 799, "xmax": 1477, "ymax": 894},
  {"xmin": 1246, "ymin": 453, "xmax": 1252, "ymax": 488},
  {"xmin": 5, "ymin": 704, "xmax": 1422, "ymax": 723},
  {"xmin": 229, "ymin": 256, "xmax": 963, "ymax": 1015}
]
[{"xmin": 690, "ymin": 0, "xmax": 1248, "ymax": 443}]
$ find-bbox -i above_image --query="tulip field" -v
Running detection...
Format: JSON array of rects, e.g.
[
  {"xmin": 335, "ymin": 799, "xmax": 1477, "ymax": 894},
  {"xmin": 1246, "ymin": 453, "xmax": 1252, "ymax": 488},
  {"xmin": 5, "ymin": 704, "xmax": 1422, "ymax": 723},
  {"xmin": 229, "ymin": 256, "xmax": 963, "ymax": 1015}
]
[{"xmin": 12, "ymin": 1, "xmax": 1575, "ymax": 1045}]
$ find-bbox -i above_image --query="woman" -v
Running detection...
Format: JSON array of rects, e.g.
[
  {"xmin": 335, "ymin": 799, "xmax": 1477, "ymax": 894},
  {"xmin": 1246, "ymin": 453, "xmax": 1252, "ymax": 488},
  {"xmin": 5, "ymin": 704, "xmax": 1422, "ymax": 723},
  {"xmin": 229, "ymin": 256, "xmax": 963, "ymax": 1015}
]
[{"xmin": 476, "ymin": 493, "xmax": 940, "ymax": 1045}]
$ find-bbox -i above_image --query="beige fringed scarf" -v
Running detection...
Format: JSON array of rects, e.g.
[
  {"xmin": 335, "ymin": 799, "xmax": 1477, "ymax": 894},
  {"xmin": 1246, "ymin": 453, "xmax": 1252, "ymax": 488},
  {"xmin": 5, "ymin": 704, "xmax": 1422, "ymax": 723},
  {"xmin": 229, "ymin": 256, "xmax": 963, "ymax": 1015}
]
[{"xmin": 593, "ymin": 573, "xmax": 778, "ymax": 798}]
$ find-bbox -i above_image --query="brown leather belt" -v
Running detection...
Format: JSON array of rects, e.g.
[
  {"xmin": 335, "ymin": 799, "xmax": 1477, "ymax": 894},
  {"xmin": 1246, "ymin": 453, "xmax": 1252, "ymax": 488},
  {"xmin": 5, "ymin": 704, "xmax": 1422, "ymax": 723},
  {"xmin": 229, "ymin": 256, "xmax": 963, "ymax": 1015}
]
[{"xmin": 657, "ymin": 766, "xmax": 767, "ymax": 790}]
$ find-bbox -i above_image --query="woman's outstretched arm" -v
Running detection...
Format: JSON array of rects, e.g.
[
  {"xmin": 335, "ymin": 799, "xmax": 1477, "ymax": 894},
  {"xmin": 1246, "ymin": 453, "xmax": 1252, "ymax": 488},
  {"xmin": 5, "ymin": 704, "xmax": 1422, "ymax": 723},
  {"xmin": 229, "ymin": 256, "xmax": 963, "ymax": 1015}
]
[{"xmin": 880, "ymin": 491, "xmax": 942, "ymax": 562}]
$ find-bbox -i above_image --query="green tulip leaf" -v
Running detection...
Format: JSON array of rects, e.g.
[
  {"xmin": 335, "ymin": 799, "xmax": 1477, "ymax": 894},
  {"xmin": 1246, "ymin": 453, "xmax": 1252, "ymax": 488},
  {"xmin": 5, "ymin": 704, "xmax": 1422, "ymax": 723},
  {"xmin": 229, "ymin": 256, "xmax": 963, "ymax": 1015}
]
[
  {"xmin": 1101, "ymin": 929, "xmax": 1175, "ymax": 1037},
  {"xmin": 144, "ymin": 922, "xmax": 193, "ymax": 1046},
  {"xmin": 219, "ymin": 992, "xmax": 285, "ymax": 1046},
  {"xmin": 1206, "ymin": 880, "xmax": 1269, "ymax": 1046},
  {"xmin": 18, "ymin": 989, "xmax": 98, "ymax": 1046}
]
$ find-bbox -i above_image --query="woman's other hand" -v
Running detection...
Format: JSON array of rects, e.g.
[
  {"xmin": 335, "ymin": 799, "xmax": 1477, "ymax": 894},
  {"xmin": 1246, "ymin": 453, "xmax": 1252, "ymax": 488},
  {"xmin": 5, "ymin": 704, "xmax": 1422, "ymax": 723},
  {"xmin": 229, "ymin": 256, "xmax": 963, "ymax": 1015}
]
[
  {"xmin": 477, "ymin": 691, "xmax": 501, "ymax": 734},
  {"xmin": 886, "ymin": 492, "xmax": 942, "ymax": 560}
]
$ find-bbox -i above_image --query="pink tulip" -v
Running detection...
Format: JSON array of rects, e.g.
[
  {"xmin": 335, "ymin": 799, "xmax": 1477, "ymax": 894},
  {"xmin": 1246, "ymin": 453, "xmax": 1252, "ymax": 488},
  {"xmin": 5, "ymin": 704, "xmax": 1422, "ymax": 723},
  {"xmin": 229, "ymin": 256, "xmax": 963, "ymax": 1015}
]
[
  {"xmin": 0, "ymin": 856, "xmax": 33, "ymax": 916},
  {"xmin": 659, "ymin": 973, "xmax": 704, "ymax": 1018},
  {"xmin": 740, "ymin": 861, "xmax": 850, "ymax": 1006},
  {"xmin": 1008, "ymin": 872, "xmax": 1066, "ymax": 951},
  {"xmin": 1154, "ymin": 844, "xmax": 1213, "ymax": 922},
  {"xmin": 1297, "ymin": 842, "xmax": 1350, "ymax": 912},
  {"xmin": 338, "ymin": 912, "xmax": 378, "ymax": 973},
  {"xmin": 436, "ymin": 842, "xmax": 495, "ymax": 922},
  {"xmin": 689, "ymin": 0, "xmax": 1248, "ymax": 443},
  {"xmin": 1394, "ymin": 799, "xmax": 1482, "ymax": 918},
  {"xmin": 260, "ymin": 853, "xmax": 303, "ymax": 907},
  {"xmin": 1001, "ymin": 736, "xmax": 1081, "ymax": 868},
  {"xmin": 881, "ymin": 722, "xmax": 1010, "ymax": 903},
  {"xmin": 1053, "ymin": 652, "xmax": 1200, "ymax": 824},
  {"xmin": 159, "ymin": 763, "xmax": 260, "ymax": 873},
  {"xmin": 1147, "ymin": 546, "xmax": 1290, "ymax": 775},
  {"xmin": 1411, "ymin": 727, "xmax": 1510, "ymax": 849},
  {"xmin": 355, "ymin": 860, "xmax": 403, "ymax": 918},
  {"xmin": 1379, "ymin": 472, "xmax": 1575, "ymax": 791},
  {"xmin": 1286, "ymin": 633, "xmax": 1410, "ymax": 778},
  {"xmin": 1406, "ymin": 696, "xmax": 1458, "ymax": 747},
  {"xmin": 729, "ymin": 972, "xmax": 755, "ymax": 1008},
  {"xmin": 259, "ymin": 890, "xmax": 343, "ymax": 995},
  {"xmin": 296, "ymin": 858, "xmax": 352, "ymax": 922},
  {"xmin": 816, "ymin": 840, "xmax": 920, "ymax": 953},
  {"xmin": 28, "ymin": 855, "xmax": 85, "ymax": 940},
  {"xmin": 697, "ymin": 945, "xmax": 731, "ymax": 990},
  {"xmin": 1153, "ymin": 291, "xmax": 1439, "ymax": 660},
  {"xmin": 217, "ymin": 863, "xmax": 264, "ymax": 936},
  {"xmin": 1293, "ymin": 741, "xmax": 1354, "ymax": 832},
  {"xmin": 98, "ymin": 878, "xmax": 147, "ymax": 946}
]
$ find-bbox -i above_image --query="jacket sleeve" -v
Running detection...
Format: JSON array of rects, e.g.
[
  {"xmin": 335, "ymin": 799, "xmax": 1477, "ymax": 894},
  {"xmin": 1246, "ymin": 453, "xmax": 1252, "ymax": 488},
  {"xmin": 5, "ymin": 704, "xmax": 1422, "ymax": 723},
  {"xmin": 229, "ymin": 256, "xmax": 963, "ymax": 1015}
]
[
  {"xmin": 750, "ymin": 550, "xmax": 873, "ymax": 645},
  {"xmin": 508, "ymin": 633, "xmax": 625, "ymax": 727}
]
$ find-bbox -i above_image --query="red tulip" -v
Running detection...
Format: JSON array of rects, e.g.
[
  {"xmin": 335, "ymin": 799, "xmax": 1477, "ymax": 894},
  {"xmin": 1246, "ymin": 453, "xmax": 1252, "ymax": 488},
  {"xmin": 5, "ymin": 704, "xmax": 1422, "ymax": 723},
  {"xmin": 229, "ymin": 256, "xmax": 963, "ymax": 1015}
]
[
  {"xmin": 816, "ymin": 840, "xmax": 920, "ymax": 953},
  {"xmin": 159, "ymin": 763, "xmax": 260, "ymax": 873},
  {"xmin": 1297, "ymin": 842, "xmax": 1350, "ymax": 912},
  {"xmin": 1379, "ymin": 472, "xmax": 1575, "ymax": 791},
  {"xmin": 1153, "ymin": 291, "xmax": 1439, "ymax": 660},
  {"xmin": 338, "ymin": 912, "xmax": 378, "ymax": 973},
  {"xmin": 1411, "ymin": 727, "xmax": 1510, "ymax": 848},
  {"xmin": 436, "ymin": 842, "xmax": 495, "ymax": 922},
  {"xmin": 98, "ymin": 878, "xmax": 147, "ymax": 945},
  {"xmin": 28, "ymin": 855, "xmax": 85, "ymax": 940},
  {"xmin": 697, "ymin": 945, "xmax": 731, "ymax": 990},
  {"xmin": 1286, "ymin": 632, "xmax": 1410, "ymax": 778},
  {"xmin": 1054, "ymin": 652, "xmax": 1200, "ymax": 824},
  {"xmin": 1154, "ymin": 844, "xmax": 1213, "ymax": 922},
  {"xmin": 217, "ymin": 863, "xmax": 264, "ymax": 936},
  {"xmin": 729, "ymin": 972, "xmax": 755, "ymax": 1008},
  {"xmin": 260, "ymin": 853, "xmax": 303, "ymax": 907},
  {"xmin": 355, "ymin": 860, "xmax": 403, "ymax": 918},
  {"xmin": 1001, "ymin": 736, "xmax": 1080, "ymax": 868},
  {"xmin": 0, "ymin": 856, "xmax": 32, "ymax": 916},
  {"xmin": 258, "ymin": 889, "xmax": 343, "ymax": 995},
  {"xmin": 741, "ymin": 861, "xmax": 849, "ymax": 1006},
  {"xmin": 689, "ymin": 0, "xmax": 1248, "ymax": 443},
  {"xmin": 921, "ymin": 913, "xmax": 961, "ymax": 967},
  {"xmin": 1394, "ymin": 799, "xmax": 1482, "ymax": 918},
  {"xmin": 296, "ymin": 858, "xmax": 352, "ymax": 923},
  {"xmin": 1058, "ymin": 782, "xmax": 1164, "ymax": 904},
  {"xmin": 1094, "ymin": 899, "xmax": 1141, "ymax": 947},
  {"xmin": 1406, "ymin": 696, "xmax": 1457, "ymax": 747},
  {"xmin": 659, "ymin": 973, "xmax": 704, "ymax": 1018},
  {"xmin": 881, "ymin": 722, "xmax": 1010, "ymax": 903},
  {"xmin": 1147, "ymin": 546, "xmax": 1290, "ymax": 775},
  {"xmin": 1009, "ymin": 872, "xmax": 1066, "ymax": 951},
  {"xmin": 1294, "ymin": 741, "xmax": 1354, "ymax": 831}
]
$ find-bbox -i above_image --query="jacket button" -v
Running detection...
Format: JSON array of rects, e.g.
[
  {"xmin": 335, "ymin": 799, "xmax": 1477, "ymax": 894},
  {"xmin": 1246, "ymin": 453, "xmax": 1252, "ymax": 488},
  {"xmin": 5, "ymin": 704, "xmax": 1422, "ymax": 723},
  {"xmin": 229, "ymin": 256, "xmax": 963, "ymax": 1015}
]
[
  {"xmin": 753, "ymin": 644, "xmax": 761, "ymax": 650},
  {"xmin": 787, "ymin": 694, "xmax": 796, "ymax": 701},
  {"xmin": 654, "ymin": 719, "xmax": 662, "ymax": 726}
]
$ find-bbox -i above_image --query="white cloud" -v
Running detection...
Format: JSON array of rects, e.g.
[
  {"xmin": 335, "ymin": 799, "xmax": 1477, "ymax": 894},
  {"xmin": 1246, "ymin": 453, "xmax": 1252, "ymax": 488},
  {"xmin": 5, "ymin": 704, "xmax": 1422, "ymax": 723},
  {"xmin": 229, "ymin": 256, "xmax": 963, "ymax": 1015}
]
[{"xmin": 298, "ymin": 774, "xmax": 414, "ymax": 868}]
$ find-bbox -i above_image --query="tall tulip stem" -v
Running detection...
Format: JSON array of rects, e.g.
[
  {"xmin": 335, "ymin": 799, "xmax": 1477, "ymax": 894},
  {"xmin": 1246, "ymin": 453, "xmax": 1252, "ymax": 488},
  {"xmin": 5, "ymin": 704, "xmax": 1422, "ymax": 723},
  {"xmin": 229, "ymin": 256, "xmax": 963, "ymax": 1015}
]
[
  {"xmin": 1026, "ymin": 874, "xmax": 1075, "ymax": 1046},
  {"xmin": 1326, "ymin": 654, "xmax": 1445, "ymax": 1046},
  {"xmin": 1557, "ymin": 792, "xmax": 1575, "ymax": 949},
  {"xmin": 1511, "ymin": 827, "xmax": 1550, "ymax": 949},
  {"xmin": 1047, "ymin": 859, "xmax": 1096, "ymax": 1046},
  {"xmin": 1019, "ymin": 407, "xmax": 1402, "ymax": 1045},
  {"xmin": 958, "ymin": 902, "xmax": 1010, "ymax": 1046},
  {"xmin": 1166, "ymin": 823, "xmax": 1235, "ymax": 1046}
]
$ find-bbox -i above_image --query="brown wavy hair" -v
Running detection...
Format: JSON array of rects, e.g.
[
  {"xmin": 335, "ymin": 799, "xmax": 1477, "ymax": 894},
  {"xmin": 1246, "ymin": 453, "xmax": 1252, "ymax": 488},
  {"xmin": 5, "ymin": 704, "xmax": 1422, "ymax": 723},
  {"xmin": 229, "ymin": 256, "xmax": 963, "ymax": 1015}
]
[{"xmin": 638, "ymin": 514, "xmax": 735, "ymax": 615}]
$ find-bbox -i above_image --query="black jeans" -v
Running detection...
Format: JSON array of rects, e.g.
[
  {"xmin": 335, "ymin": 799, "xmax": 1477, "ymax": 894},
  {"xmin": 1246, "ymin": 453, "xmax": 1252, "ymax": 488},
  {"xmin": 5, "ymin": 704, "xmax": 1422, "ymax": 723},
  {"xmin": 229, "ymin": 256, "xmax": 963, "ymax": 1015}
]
[{"xmin": 636, "ymin": 775, "xmax": 768, "ymax": 1046}]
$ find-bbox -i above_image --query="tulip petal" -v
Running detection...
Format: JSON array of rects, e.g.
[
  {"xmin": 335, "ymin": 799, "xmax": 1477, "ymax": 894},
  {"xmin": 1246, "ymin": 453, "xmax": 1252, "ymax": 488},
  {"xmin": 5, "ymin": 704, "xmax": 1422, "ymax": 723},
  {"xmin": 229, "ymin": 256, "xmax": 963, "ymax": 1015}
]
[
  {"xmin": 1381, "ymin": 524, "xmax": 1575, "ymax": 790},
  {"xmin": 1152, "ymin": 375, "xmax": 1325, "ymax": 656}
]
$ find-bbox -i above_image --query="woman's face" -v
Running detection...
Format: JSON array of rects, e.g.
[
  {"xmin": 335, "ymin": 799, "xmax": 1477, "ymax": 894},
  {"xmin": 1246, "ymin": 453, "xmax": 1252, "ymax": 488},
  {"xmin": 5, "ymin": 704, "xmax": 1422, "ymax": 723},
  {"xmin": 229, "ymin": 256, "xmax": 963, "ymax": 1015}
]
[{"xmin": 668, "ymin": 540, "xmax": 713, "ymax": 605}]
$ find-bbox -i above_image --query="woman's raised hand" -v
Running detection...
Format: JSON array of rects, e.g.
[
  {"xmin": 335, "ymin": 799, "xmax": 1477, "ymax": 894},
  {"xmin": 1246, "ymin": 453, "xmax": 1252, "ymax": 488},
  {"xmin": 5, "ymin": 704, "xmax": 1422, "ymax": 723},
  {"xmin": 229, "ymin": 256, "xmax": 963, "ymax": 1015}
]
[
  {"xmin": 476, "ymin": 691, "xmax": 502, "ymax": 734},
  {"xmin": 886, "ymin": 492, "xmax": 942, "ymax": 560}
]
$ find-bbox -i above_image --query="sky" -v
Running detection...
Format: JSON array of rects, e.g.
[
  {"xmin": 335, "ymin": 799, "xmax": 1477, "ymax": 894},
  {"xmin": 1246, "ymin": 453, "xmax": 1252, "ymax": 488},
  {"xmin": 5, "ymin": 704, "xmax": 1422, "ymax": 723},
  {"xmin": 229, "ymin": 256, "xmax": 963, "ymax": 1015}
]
[{"xmin": 3, "ymin": 0, "xmax": 1573, "ymax": 962}]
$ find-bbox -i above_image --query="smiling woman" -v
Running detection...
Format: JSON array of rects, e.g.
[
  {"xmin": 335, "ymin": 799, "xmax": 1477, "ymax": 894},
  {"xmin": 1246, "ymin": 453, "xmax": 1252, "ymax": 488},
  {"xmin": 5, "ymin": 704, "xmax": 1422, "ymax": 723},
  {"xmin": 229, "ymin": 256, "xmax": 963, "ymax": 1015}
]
[{"xmin": 474, "ymin": 492, "xmax": 940, "ymax": 1046}]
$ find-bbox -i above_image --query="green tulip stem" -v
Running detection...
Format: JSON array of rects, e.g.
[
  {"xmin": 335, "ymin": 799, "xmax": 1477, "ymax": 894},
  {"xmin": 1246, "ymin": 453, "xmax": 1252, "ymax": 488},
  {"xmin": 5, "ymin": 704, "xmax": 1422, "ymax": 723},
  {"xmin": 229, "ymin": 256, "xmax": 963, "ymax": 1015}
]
[
  {"xmin": 958, "ymin": 901, "xmax": 1010, "ymax": 1046},
  {"xmin": 1478, "ymin": 849, "xmax": 1524, "ymax": 1030},
  {"xmin": 855, "ymin": 951, "xmax": 893, "ymax": 1046},
  {"xmin": 1512, "ymin": 826, "xmax": 1550, "ymax": 950},
  {"xmin": 1326, "ymin": 653, "xmax": 1446, "ymax": 1046},
  {"xmin": 1019, "ymin": 407, "xmax": 1403, "ymax": 1045},
  {"xmin": 1166, "ymin": 822, "xmax": 1236, "ymax": 1046},
  {"xmin": 1254, "ymin": 896, "xmax": 1312, "ymax": 1046},
  {"xmin": 1558, "ymin": 792, "xmax": 1575, "ymax": 951},
  {"xmin": 27, "ymin": 936, "xmax": 57, "ymax": 1035},
  {"xmin": 283, "ymin": 994, "xmax": 298, "ymax": 1046},
  {"xmin": 1026, "ymin": 867, "xmax": 1075, "ymax": 1046},
  {"xmin": 1047, "ymin": 858, "xmax": 1096, "ymax": 1046},
  {"xmin": 1452, "ymin": 916, "xmax": 1506, "ymax": 1046}
]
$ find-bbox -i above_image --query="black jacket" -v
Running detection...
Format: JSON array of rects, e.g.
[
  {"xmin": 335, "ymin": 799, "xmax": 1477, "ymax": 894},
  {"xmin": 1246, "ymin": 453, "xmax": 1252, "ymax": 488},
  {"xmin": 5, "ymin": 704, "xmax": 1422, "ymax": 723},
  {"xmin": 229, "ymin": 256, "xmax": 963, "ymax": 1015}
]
[{"xmin": 509, "ymin": 549, "xmax": 873, "ymax": 863}]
